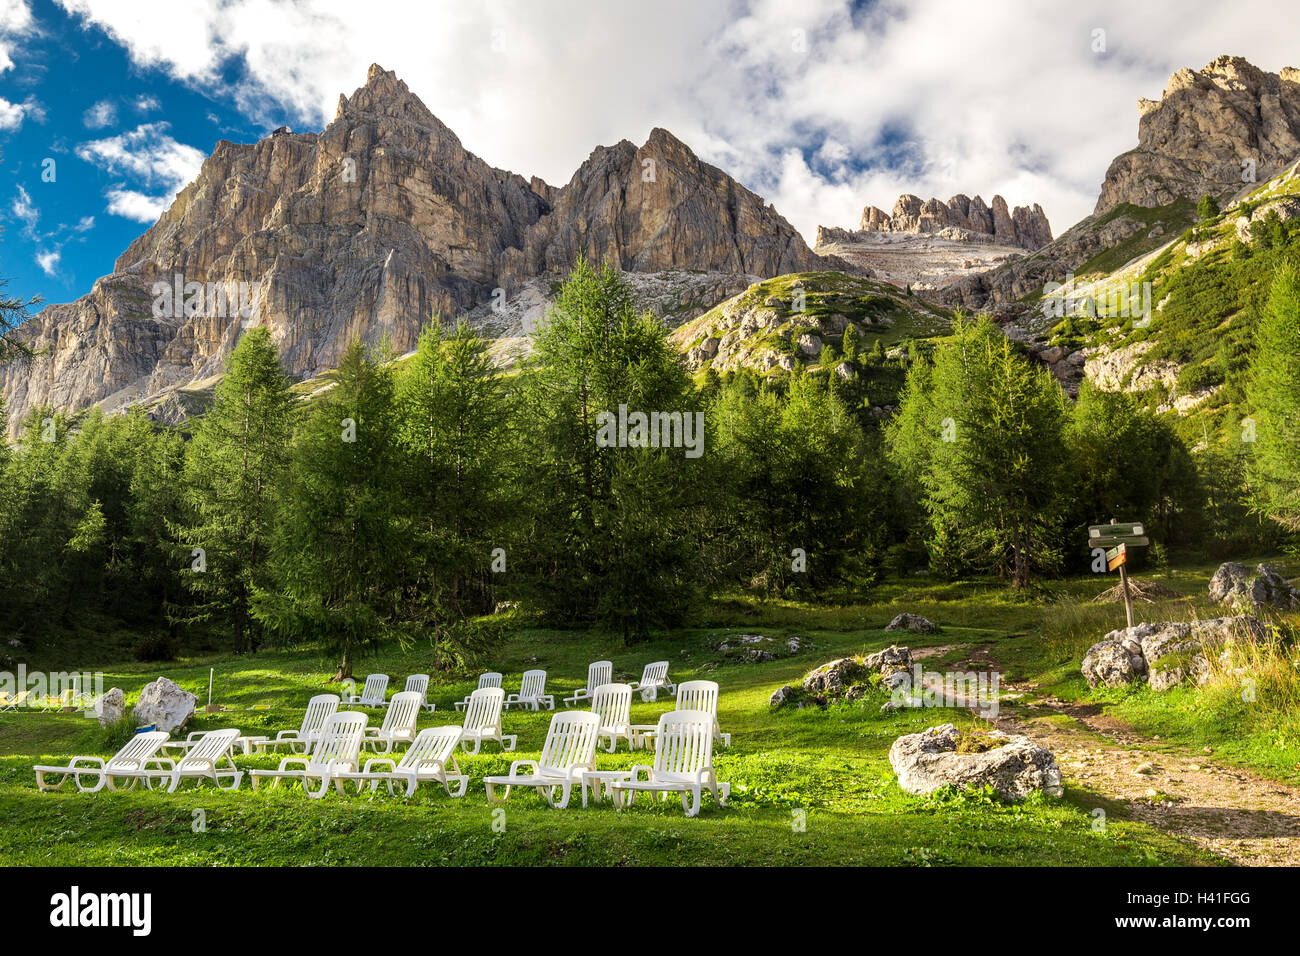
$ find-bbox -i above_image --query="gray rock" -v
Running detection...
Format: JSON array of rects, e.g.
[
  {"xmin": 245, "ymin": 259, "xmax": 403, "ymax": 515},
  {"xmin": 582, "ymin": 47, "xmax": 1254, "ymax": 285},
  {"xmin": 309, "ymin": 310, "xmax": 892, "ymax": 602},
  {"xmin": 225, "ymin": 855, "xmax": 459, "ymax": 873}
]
[
  {"xmin": 889, "ymin": 723, "xmax": 1063, "ymax": 801},
  {"xmin": 1082, "ymin": 636, "xmax": 1149, "ymax": 688},
  {"xmin": 94, "ymin": 687, "xmax": 125, "ymax": 727},
  {"xmin": 864, "ymin": 644, "xmax": 913, "ymax": 674},
  {"xmin": 1208, "ymin": 562, "xmax": 1300, "ymax": 610},
  {"xmin": 885, "ymin": 613, "xmax": 938, "ymax": 633},
  {"xmin": 132, "ymin": 676, "xmax": 197, "ymax": 733},
  {"xmin": 769, "ymin": 685, "xmax": 798, "ymax": 709},
  {"xmin": 802, "ymin": 658, "xmax": 865, "ymax": 697}
]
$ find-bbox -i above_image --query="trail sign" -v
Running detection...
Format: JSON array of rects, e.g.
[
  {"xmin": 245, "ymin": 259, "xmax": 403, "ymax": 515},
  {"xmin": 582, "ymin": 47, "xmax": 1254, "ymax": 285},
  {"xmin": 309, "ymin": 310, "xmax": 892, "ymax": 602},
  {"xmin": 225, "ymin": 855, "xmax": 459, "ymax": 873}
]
[
  {"xmin": 1090, "ymin": 519, "xmax": 1148, "ymax": 628},
  {"xmin": 1090, "ymin": 523, "xmax": 1143, "ymax": 539},
  {"xmin": 1106, "ymin": 543, "xmax": 1127, "ymax": 572}
]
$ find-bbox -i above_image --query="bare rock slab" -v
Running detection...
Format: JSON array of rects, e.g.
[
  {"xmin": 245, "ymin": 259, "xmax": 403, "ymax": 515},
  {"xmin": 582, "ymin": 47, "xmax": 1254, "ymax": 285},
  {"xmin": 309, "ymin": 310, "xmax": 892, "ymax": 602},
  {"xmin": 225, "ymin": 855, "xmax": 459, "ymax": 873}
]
[
  {"xmin": 133, "ymin": 676, "xmax": 197, "ymax": 733},
  {"xmin": 889, "ymin": 723, "xmax": 1063, "ymax": 801}
]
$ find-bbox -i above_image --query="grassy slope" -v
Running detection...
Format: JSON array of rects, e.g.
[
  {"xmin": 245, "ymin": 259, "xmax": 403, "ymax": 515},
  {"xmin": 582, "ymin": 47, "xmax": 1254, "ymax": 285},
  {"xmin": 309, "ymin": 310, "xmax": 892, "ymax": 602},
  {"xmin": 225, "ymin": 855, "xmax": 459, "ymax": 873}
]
[{"xmin": 3, "ymin": 575, "xmax": 1261, "ymax": 867}]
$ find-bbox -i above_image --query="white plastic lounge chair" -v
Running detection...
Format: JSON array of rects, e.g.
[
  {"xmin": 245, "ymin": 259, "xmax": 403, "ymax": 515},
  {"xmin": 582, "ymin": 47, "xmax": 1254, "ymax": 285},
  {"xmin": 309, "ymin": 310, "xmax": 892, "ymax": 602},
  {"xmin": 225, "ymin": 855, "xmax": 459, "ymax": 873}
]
[
  {"xmin": 34, "ymin": 731, "xmax": 170, "ymax": 793},
  {"xmin": 362, "ymin": 691, "xmax": 422, "ymax": 753},
  {"xmin": 335, "ymin": 726, "xmax": 468, "ymax": 797},
  {"xmin": 345, "ymin": 674, "xmax": 389, "ymax": 708},
  {"xmin": 454, "ymin": 672, "xmax": 502, "ymax": 711},
  {"xmin": 483, "ymin": 711, "xmax": 601, "ymax": 809},
  {"xmin": 146, "ymin": 729, "xmax": 244, "ymax": 792},
  {"xmin": 38, "ymin": 688, "xmax": 76, "ymax": 712},
  {"xmin": 0, "ymin": 690, "xmax": 32, "ymax": 711},
  {"xmin": 628, "ymin": 661, "xmax": 675, "ymax": 702},
  {"xmin": 400, "ymin": 673, "xmax": 435, "ymax": 712},
  {"xmin": 670, "ymin": 680, "xmax": 731, "ymax": 748},
  {"xmin": 458, "ymin": 687, "xmax": 517, "ymax": 754},
  {"xmin": 591, "ymin": 683, "xmax": 633, "ymax": 753},
  {"xmin": 563, "ymin": 661, "xmax": 612, "ymax": 706},
  {"xmin": 253, "ymin": 694, "xmax": 339, "ymax": 753},
  {"xmin": 250, "ymin": 712, "xmax": 368, "ymax": 798},
  {"xmin": 504, "ymin": 669, "xmax": 554, "ymax": 711},
  {"xmin": 611, "ymin": 710, "xmax": 730, "ymax": 817}
]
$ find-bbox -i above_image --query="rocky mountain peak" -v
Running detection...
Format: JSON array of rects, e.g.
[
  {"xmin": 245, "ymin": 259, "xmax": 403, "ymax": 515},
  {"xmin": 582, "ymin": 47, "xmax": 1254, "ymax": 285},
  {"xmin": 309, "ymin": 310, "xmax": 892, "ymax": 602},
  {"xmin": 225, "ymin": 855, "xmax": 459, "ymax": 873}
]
[
  {"xmin": 1096, "ymin": 55, "xmax": 1300, "ymax": 215},
  {"xmin": 827, "ymin": 192, "xmax": 1051, "ymax": 251}
]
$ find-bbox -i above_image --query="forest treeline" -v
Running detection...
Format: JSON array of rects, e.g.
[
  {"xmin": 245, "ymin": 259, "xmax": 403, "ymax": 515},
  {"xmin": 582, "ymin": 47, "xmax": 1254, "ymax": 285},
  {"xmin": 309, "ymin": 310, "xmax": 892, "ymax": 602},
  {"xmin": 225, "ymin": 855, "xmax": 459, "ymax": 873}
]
[{"xmin": 1, "ymin": 258, "xmax": 1296, "ymax": 673}]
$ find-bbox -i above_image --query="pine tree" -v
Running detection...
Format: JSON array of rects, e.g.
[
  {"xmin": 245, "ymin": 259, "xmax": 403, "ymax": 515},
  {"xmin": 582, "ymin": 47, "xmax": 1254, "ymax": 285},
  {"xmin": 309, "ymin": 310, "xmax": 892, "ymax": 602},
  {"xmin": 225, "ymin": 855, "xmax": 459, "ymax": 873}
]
[
  {"xmin": 520, "ymin": 258, "xmax": 704, "ymax": 642},
  {"xmin": 397, "ymin": 319, "xmax": 520, "ymax": 660},
  {"xmin": 889, "ymin": 313, "xmax": 1069, "ymax": 587},
  {"xmin": 1246, "ymin": 263, "xmax": 1300, "ymax": 530},
  {"xmin": 255, "ymin": 340, "xmax": 410, "ymax": 679},
  {"xmin": 177, "ymin": 328, "xmax": 296, "ymax": 652}
]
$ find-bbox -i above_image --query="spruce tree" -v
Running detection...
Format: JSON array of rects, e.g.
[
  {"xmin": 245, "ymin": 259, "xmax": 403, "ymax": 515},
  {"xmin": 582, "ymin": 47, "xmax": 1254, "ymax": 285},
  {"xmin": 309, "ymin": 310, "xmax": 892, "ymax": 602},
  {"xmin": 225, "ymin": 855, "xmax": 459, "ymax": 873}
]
[
  {"xmin": 1245, "ymin": 263, "xmax": 1300, "ymax": 530},
  {"xmin": 177, "ymin": 328, "xmax": 295, "ymax": 652},
  {"xmin": 255, "ymin": 340, "xmax": 409, "ymax": 679}
]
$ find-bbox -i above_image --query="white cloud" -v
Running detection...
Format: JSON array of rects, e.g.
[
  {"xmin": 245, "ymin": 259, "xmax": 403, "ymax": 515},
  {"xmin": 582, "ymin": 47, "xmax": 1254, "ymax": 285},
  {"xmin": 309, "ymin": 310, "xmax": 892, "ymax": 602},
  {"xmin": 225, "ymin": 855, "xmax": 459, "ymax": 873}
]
[
  {"xmin": 10, "ymin": 184, "xmax": 38, "ymax": 237},
  {"xmin": 0, "ymin": 0, "xmax": 32, "ymax": 73},
  {"xmin": 0, "ymin": 96, "xmax": 24, "ymax": 130},
  {"xmin": 133, "ymin": 94, "xmax": 161, "ymax": 113},
  {"xmin": 35, "ymin": 248, "xmax": 60, "ymax": 276},
  {"xmin": 103, "ymin": 188, "xmax": 170, "ymax": 222},
  {"xmin": 82, "ymin": 99, "xmax": 117, "ymax": 129},
  {"xmin": 76, "ymin": 122, "xmax": 205, "ymax": 221},
  {"xmin": 52, "ymin": 0, "xmax": 1300, "ymax": 242}
]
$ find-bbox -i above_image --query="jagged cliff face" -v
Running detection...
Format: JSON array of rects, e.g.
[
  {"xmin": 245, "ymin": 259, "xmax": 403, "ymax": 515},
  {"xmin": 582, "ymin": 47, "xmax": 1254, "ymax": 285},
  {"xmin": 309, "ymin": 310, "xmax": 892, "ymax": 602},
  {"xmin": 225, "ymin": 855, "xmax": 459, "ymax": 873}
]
[
  {"xmin": 1096, "ymin": 56, "xmax": 1300, "ymax": 214},
  {"xmin": 820, "ymin": 192, "xmax": 1052, "ymax": 251},
  {"xmin": 2, "ymin": 65, "xmax": 826, "ymax": 435}
]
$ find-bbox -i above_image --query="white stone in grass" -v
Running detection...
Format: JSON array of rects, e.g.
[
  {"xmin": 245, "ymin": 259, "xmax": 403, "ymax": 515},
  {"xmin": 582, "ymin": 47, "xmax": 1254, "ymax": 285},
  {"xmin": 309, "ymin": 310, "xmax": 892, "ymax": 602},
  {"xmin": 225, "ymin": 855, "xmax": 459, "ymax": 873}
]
[
  {"xmin": 133, "ymin": 676, "xmax": 197, "ymax": 733},
  {"xmin": 889, "ymin": 723, "xmax": 1063, "ymax": 801}
]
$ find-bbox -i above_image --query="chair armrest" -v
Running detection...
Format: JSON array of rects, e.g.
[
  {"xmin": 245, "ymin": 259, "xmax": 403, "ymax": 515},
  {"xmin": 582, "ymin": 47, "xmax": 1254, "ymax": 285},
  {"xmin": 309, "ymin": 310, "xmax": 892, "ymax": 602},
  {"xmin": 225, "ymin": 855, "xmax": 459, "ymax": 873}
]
[
  {"xmin": 361, "ymin": 757, "xmax": 396, "ymax": 773},
  {"xmin": 628, "ymin": 764, "xmax": 654, "ymax": 783},
  {"xmin": 507, "ymin": 759, "xmax": 538, "ymax": 776},
  {"xmin": 68, "ymin": 756, "xmax": 105, "ymax": 769},
  {"xmin": 276, "ymin": 756, "xmax": 310, "ymax": 772},
  {"xmin": 273, "ymin": 730, "xmax": 301, "ymax": 742}
]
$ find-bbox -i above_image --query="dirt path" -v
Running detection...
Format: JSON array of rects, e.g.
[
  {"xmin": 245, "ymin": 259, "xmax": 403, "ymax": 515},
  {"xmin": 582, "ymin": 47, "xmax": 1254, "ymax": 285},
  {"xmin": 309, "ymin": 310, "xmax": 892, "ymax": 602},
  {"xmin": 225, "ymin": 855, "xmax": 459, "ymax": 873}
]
[{"xmin": 927, "ymin": 641, "xmax": 1300, "ymax": 865}]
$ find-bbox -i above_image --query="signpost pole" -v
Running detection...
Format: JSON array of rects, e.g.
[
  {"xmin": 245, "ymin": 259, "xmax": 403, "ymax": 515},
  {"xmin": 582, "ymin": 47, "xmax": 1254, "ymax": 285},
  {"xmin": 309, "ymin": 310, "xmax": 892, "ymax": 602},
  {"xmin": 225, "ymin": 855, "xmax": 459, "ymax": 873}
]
[{"xmin": 1119, "ymin": 561, "xmax": 1134, "ymax": 629}]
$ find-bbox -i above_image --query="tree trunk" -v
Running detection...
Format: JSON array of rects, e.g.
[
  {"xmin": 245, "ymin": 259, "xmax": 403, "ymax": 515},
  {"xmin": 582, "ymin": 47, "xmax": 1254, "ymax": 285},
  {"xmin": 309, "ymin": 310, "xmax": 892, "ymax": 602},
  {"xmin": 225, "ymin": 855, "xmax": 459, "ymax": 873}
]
[{"xmin": 331, "ymin": 646, "xmax": 353, "ymax": 682}]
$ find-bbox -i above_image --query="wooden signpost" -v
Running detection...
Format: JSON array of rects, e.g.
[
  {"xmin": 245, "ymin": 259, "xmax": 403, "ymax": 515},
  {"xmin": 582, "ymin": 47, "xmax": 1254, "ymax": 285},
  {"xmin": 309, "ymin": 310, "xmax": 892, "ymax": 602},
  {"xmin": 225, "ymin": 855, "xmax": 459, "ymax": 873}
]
[{"xmin": 1089, "ymin": 519, "xmax": 1147, "ymax": 628}]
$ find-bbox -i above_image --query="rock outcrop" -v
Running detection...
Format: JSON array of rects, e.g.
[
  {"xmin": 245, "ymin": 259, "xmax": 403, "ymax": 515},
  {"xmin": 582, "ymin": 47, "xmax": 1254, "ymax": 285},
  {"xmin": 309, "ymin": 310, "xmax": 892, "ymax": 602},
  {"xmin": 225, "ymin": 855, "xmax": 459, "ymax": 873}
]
[
  {"xmin": 1081, "ymin": 616, "xmax": 1270, "ymax": 691},
  {"xmin": 1096, "ymin": 56, "xmax": 1300, "ymax": 215},
  {"xmin": 889, "ymin": 723, "xmax": 1063, "ymax": 801},
  {"xmin": 835, "ymin": 193, "xmax": 1052, "ymax": 251},
  {"xmin": 885, "ymin": 613, "xmax": 938, "ymax": 633},
  {"xmin": 2, "ymin": 65, "xmax": 827, "ymax": 436},
  {"xmin": 1208, "ymin": 562, "xmax": 1300, "ymax": 611}
]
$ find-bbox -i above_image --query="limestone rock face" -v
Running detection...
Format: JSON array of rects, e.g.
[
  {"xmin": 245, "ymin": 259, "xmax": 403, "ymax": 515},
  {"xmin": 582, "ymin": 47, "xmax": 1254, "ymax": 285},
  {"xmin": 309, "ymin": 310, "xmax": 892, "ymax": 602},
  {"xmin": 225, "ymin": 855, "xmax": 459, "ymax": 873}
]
[
  {"xmin": 2, "ymin": 66, "xmax": 825, "ymax": 435},
  {"xmin": 1081, "ymin": 616, "xmax": 1269, "ymax": 691},
  {"xmin": 133, "ymin": 676, "xmax": 197, "ymax": 733},
  {"xmin": 847, "ymin": 192, "xmax": 1051, "ymax": 250},
  {"xmin": 1096, "ymin": 56, "xmax": 1300, "ymax": 215},
  {"xmin": 1208, "ymin": 562, "xmax": 1300, "ymax": 610},
  {"xmin": 889, "ymin": 723, "xmax": 1063, "ymax": 801}
]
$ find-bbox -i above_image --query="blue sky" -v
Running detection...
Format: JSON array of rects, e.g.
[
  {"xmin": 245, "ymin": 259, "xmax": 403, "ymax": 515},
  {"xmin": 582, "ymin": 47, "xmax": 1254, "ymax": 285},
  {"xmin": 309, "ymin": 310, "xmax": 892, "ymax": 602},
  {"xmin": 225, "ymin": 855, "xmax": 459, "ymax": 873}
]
[{"xmin": 1, "ymin": 0, "xmax": 1297, "ymax": 315}]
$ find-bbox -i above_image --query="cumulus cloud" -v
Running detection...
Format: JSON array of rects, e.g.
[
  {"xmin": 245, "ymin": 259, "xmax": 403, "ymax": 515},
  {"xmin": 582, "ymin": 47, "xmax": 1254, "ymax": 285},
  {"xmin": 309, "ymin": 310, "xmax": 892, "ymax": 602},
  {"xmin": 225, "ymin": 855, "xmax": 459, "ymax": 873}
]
[
  {"xmin": 75, "ymin": 122, "xmax": 205, "ymax": 221},
  {"xmin": 52, "ymin": 0, "xmax": 1300, "ymax": 241},
  {"xmin": 0, "ymin": 0, "xmax": 32, "ymax": 74},
  {"xmin": 35, "ymin": 248, "xmax": 60, "ymax": 276},
  {"xmin": 82, "ymin": 99, "xmax": 117, "ymax": 128}
]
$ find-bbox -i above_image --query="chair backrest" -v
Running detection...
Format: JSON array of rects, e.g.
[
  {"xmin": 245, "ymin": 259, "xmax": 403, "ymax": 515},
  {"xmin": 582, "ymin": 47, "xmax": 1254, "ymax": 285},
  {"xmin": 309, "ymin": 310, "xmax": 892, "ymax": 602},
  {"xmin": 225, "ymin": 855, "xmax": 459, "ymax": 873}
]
[
  {"xmin": 105, "ymin": 731, "xmax": 170, "ymax": 772},
  {"xmin": 463, "ymin": 687, "xmax": 504, "ymax": 734},
  {"xmin": 585, "ymin": 661, "xmax": 613, "ymax": 693},
  {"xmin": 177, "ymin": 729, "xmax": 240, "ymax": 770},
  {"xmin": 402, "ymin": 674, "xmax": 430, "ymax": 700},
  {"xmin": 537, "ymin": 712, "xmax": 601, "ymax": 776},
  {"xmin": 652, "ymin": 710, "xmax": 714, "ymax": 782},
  {"xmin": 478, "ymin": 672, "xmax": 503, "ymax": 690},
  {"xmin": 396, "ymin": 726, "xmax": 463, "ymax": 773},
  {"xmin": 590, "ymin": 683, "xmax": 632, "ymax": 730},
  {"xmin": 380, "ymin": 692, "xmax": 423, "ymax": 736},
  {"xmin": 518, "ymin": 669, "xmax": 547, "ymax": 699},
  {"xmin": 300, "ymin": 694, "xmax": 340, "ymax": 737},
  {"xmin": 310, "ymin": 712, "xmax": 368, "ymax": 772},
  {"xmin": 675, "ymin": 680, "xmax": 719, "ymax": 717},
  {"xmin": 639, "ymin": 660, "xmax": 670, "ymax": 686},
  {"xmin": 359, "ymin": 674, "xmax": 389, "ymax": 704}
]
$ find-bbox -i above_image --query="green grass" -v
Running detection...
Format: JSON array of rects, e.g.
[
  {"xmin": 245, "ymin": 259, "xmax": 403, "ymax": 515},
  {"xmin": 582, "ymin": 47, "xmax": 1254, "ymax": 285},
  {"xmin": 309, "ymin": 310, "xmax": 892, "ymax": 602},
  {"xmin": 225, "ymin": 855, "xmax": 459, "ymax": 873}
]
[{"xmin": 7, "ymin": 565, "xmax": 1275, "ymax": 866}]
